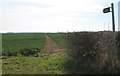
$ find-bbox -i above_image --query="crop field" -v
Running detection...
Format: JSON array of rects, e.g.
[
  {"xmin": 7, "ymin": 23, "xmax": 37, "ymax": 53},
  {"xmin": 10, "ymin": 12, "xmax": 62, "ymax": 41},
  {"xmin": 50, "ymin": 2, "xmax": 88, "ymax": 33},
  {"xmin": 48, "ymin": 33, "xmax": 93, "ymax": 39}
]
[
  {"xmin": 2, "ymin": 33, "xmax": 46, "ymax": 56},
  {"xmin": 2, "ymin": 33, "xmax": 70, "ymax": 74}
]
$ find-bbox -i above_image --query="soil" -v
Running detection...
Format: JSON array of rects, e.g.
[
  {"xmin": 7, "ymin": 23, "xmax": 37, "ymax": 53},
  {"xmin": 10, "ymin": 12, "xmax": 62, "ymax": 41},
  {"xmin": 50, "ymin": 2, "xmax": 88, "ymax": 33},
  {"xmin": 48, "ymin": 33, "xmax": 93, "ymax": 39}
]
[{"xmin": 43, "ymin": 35, "xmax": 60, "ymax": 54}]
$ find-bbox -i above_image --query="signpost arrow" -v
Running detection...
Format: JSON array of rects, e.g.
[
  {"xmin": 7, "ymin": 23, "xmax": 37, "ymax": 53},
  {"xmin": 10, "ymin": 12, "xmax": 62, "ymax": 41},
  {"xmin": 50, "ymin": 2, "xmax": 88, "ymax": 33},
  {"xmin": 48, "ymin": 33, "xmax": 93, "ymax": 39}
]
[{"xmin": 103, "ymin": 7, "xmax": 111, "ymax": 13}]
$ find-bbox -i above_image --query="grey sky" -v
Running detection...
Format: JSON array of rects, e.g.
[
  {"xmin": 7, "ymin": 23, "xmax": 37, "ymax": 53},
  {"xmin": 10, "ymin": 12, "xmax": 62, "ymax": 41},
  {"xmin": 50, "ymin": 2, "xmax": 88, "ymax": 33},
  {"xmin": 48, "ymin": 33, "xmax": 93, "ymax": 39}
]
[
  {"xmin": 118, "ymin": 1, "xmax": 120, "ymax": 31},
  {"xmin": 1, "ymin": 0, "xmax": 119, "ymax": 33}
]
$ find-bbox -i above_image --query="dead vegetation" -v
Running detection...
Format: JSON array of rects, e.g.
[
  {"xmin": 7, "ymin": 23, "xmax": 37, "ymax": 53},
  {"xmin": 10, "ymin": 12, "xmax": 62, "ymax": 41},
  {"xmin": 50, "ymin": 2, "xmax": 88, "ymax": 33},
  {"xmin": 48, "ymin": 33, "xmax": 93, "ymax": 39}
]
[{"xmin": 66, "ymin": 31, "xmax": 120, "ymax": 74}]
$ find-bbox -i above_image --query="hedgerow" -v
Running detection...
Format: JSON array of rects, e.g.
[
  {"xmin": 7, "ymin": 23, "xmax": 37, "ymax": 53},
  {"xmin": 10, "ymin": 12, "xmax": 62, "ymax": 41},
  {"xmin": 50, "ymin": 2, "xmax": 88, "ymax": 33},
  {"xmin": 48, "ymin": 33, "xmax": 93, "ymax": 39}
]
[{"xmin": 66, "ymin": 31, "xmax": 119, "ymax": 74}]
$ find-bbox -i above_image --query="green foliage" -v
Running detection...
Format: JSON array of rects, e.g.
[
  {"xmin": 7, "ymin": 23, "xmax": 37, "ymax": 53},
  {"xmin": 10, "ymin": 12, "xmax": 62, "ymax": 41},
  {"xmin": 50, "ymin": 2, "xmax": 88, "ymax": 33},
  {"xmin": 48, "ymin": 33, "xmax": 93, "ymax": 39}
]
[
  {"xmin": 2, "ymin": 50, "xmax": 18, "ymax": 56},
  {"xmin": 19, "ymin": 48, "xmax": 40, "ymax": 56}
]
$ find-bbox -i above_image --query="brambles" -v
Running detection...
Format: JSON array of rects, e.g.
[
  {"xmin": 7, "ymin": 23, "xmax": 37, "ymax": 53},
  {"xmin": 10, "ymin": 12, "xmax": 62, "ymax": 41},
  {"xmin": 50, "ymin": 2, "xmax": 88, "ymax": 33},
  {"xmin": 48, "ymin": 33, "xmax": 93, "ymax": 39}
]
[
  {"xmin": 65, "ymin": 31, "xmax": 119, "ymax": 74},
  {"xmin": 117, "ymin": 32, "xmax": 120, "ymax": 58},
  {"xmin": 66, "ymin": 32, "xmax": 98, "ymax": 61}
]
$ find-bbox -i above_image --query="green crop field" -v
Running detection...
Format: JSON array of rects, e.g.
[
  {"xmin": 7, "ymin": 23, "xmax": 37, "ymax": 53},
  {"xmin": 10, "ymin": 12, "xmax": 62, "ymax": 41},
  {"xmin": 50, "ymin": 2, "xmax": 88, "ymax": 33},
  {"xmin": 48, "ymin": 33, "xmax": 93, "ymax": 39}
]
[{"xmin": 2, "ymin": 33, "xmax": 46, "ymax": 56}]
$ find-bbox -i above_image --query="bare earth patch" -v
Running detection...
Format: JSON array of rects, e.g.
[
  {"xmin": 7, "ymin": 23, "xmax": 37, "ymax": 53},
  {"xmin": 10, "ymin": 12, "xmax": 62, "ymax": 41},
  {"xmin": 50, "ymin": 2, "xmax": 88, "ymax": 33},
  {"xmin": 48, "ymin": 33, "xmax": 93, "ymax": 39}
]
[{"xmin": 43, "ymin": 35, "xmax": 60, "ymax": 54}]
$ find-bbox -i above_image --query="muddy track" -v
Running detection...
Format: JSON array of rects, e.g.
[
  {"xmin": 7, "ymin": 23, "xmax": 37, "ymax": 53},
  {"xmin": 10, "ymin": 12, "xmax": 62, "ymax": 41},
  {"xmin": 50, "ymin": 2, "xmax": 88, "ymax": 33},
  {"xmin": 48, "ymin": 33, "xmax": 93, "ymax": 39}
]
[{"xmin": 43, "ymin": 35, "xmax": 60, "ymax": 54}]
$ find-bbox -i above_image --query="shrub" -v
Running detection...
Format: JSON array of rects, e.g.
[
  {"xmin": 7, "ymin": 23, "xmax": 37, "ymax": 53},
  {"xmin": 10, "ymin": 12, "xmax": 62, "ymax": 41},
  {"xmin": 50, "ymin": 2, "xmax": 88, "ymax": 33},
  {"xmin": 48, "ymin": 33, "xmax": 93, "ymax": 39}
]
[
  {"xmin": 2, "ymin": 50, "xmax": 18, "ymax": 56},
  {"xmin": 117, "ymin": 32, "xmax": 120, "ymax": 58},
  {"xmin": 65, "ymin": 32, "xmax": 120, "ymax": 74},
  {"xmin": 66, "ymin": 32, "xmax": 98, "ymax": 61},
  {"xmin": 19, "ymin": 48, "xmax": 40, "ymax": 56}
]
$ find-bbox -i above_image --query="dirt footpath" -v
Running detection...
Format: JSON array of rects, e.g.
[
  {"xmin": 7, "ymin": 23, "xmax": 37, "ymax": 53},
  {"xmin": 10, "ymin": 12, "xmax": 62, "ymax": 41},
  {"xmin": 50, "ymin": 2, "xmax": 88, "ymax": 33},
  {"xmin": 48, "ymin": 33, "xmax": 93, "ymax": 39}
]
[{"xmin": 43, "ymin": 35, "xmax": 60, "ymax": 54}]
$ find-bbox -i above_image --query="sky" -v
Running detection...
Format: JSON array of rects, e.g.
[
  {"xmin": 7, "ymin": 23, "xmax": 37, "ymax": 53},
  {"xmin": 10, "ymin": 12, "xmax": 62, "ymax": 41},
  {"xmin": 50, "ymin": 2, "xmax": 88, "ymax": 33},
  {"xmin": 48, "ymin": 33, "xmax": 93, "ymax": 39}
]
[
  {"xmin": 118, "ymin": 1, "xmax": 120, "ymax": 31},
  {"xmin": 0, "ymin": 0, "xmax": 119, "ymax": 33}
]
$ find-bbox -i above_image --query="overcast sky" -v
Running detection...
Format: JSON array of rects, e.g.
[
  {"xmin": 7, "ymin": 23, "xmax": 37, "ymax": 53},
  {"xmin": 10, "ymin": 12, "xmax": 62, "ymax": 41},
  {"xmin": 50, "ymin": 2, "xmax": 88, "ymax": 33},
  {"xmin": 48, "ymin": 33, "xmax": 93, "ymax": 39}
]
[
  {"xmin": 118, "ymin": 1, "xmax": 120, "ymax": 31},
  {"xmin": 0, "ymin": 0, "xmax": 119, "ymax": 33}
]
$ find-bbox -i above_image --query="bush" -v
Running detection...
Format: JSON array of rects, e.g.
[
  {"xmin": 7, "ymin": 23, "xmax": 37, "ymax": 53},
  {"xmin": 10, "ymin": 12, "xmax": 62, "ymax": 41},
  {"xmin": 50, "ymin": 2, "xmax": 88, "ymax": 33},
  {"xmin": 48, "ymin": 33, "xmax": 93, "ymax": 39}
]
[
  {"xmin": 2, "ymin": 50, "xmax": 18, "ymax": 56},
  {"xmin": 19, "ymin": 48, "xmax": 40, "ymax": 56},
  {"xmin": 117, "ymin": 32, "xmax": 120, "ymax": 58},
  {"xmin": 66, "ymin": 32, "xmax": 98, "ymax": 61}
]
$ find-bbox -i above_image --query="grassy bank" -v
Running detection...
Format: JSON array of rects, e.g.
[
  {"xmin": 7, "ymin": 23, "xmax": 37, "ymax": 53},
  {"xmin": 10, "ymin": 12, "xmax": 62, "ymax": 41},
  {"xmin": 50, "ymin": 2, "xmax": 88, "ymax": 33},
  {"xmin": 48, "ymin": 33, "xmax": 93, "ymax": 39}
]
[{"xmin": 2, "ymin": 53, "xmax": 69, "ymax": 74}]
